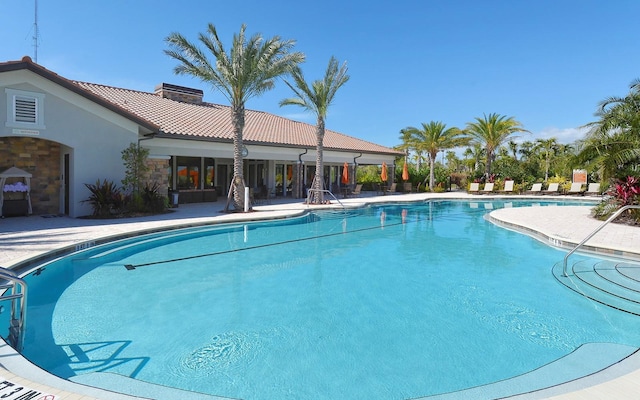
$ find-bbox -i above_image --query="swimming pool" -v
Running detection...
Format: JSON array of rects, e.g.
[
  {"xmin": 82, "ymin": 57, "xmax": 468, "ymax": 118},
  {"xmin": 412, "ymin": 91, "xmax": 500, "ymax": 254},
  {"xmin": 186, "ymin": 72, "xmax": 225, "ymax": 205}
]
[{"xmin": 16, "ymin": 200, "xmax": 640, "ymax": 399}]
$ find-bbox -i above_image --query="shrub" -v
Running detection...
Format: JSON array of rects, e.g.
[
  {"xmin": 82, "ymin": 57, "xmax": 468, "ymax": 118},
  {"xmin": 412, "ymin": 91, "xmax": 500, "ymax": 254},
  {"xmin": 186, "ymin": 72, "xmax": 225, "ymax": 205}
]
[
  {"xmin": 592, "ymin": 176, "xmax": 640, "ymax": 224},
  {"xmin": 613, "ymin": 176, "xmax": 640, "ymax": 206},
  {"xmin": 141, "ymin": 182, "xmax": 167, "ymax": 213},
  {"xmin": 83, "ymin": 180, "xmax": 124, "ymax": 217}
]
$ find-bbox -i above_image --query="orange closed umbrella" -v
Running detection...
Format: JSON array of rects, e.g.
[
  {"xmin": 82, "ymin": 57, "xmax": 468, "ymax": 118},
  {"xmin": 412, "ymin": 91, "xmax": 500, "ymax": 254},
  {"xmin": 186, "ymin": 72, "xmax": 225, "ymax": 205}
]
[
  {"xmin": 341, "ymin": 162, "xmax": 349, "ymax": 184},
  {"xmin": 402, "ymin": 162, "xmax": 409, "ymax": 181},
  {"xmin": 380, "ymin": 162, "xmax": 388, "ymax": 182}
]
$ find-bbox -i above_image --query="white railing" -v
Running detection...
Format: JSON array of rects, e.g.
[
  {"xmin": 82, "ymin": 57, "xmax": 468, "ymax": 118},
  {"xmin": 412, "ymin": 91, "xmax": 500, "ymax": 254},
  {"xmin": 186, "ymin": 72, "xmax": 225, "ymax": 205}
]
[
  {"xmin": 0, "ymin": 268, "xmax": 27, "ymax": 352},
  {"xmin": 0, "ymin": 267, "xmax": 27, "ymax": 352},
  {"xmin": 563, "ymin": 205, "xmax": 640, "ymax": 277},
  {"xmin": 306, "ymin": 188, "xmax": 346, "ymax": 210}
]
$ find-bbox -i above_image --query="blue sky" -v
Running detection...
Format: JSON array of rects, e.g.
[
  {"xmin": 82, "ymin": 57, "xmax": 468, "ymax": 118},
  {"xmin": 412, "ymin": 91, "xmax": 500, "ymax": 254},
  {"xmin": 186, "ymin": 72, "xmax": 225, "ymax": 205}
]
[{"xmin": 2, "ymin": 0, "xmax": 639, "ymax": 149}]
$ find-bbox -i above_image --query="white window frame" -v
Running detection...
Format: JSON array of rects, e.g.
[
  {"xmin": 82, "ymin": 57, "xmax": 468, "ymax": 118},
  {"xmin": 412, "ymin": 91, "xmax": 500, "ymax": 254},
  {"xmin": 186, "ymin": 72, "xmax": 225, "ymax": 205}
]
[{"xmin": 5, "ymin": 88, "xmax": 46, "ymax": 130}]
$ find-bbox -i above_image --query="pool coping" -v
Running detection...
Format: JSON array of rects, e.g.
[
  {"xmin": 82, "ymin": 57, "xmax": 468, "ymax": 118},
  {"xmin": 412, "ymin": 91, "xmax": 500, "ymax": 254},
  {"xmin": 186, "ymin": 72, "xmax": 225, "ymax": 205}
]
[
  {"xmin": 487, "ymin": 208, "xmax": 640, "ymax": 262},
  {"xmin": 2, "ymin": 193, "xmax": 640, "ymax": 399}
]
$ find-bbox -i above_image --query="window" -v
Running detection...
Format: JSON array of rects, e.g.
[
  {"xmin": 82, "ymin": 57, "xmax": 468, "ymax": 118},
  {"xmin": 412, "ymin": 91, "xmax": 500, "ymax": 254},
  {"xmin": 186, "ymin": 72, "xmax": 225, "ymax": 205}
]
[
  {"xmin": 5, "ymin": 89, "xmax": 46, "ymax": 129},
  {"xmin": 176, "ymin": 156, "xmax": 200, "ymax": 190}
]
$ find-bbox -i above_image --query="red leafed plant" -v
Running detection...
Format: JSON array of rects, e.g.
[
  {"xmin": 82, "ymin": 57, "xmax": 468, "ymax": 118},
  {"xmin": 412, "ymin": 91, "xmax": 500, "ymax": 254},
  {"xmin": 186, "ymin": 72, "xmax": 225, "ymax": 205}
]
[
  {"xmin": 594, "ymin": 176, "xmax": 640, "ymax": 224},
  {"xmin": 613, "ymin": 176, "xmax": 640, "ymax": 206}
]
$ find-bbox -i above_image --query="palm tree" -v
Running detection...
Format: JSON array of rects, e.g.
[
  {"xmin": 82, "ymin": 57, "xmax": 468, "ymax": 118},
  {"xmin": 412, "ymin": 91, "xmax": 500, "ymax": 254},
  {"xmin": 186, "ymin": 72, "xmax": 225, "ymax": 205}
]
[
  {"xmin": 165, "ymin": 23, "xmax": 305, "ymax": 211},
  {"xmin": 533, "ymin": 138, "xmax": 559, "ymax": 181},
  {"xmin": 280, "ymin": 57, "xmax": 349, "ymax": 204},
  {"xmin": 397, "ymin": 128, "xmax": 414, "ymax": 156},
  {"xmin": 463, "ymin": 143, "xmax": 485, "ymax": 174},
  {"xmin": 399, "ymin": 127, "xmax": 428, "ymax": 172},
  {"xmin": 507, "ymin": 140, "xmax": 519, "ymax": 161},
  {"xmin": 404, "ymin": 121, "xmax": 467, "ymax": 190},
  {"xmin": 464, "ymin": 113, "xmax": 529, "ymax": 179},
  {"xmin": 577, "ymin": 79, "xmax": 640, "ymax": 181}
]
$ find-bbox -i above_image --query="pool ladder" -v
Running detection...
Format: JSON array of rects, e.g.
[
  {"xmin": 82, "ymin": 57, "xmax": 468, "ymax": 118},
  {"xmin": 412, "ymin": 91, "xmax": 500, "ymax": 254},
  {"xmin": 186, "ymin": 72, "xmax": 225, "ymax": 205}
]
[
  {"xmin": 0, "ymin": 268, "xmax": 27, "ymax": 352},
  {"xmin": 306, "ymin": 188, "xmax": 347, "ymax": 211},
  {"xmin": 563, "ymin": 205, "xmax": 640, "ymax": 277}
]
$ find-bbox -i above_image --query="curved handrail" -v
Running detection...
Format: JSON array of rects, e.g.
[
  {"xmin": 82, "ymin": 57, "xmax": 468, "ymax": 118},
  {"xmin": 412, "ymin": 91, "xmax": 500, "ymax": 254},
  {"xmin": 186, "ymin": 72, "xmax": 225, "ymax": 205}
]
[
  {"xmin": 306, "ymin": 188, "xmax": 346, "ymax": 211},
  {"xmin": 0, "ymin": 268, "xmax": 27, "ymax": 352},
  {"xmin": 563, "ymin": 205, "xmax": 640, "ymax": 277}
]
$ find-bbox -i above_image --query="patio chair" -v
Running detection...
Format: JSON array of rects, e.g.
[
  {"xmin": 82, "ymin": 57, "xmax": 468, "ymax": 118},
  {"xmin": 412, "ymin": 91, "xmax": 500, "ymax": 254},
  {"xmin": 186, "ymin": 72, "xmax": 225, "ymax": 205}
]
[
  {"xmin": 351, "ymin": 184, "xmax": 363, "ymax": 197},
  {"xmin": 566, "ymin": 182, "xmax": 585, "ymax": 195},
  {"xmin": 585, "ymin": 182, "xmax": 601, "ymax": 196},
  {"xmin": 526, "ymin": 183, "xmax": 542, "ymax": 195},
  {"xmin": 541, "ymin": 182, "xmax": 560, "ymax": 195},
  {"xmin": 384, "ymin": 182, "xmax": 397, "ymax": 194},
  {"xmin": 481, "ymin": 182, "xmax": 495, "ymax": 194},
  {"xmin": 500, "ymin": 180, "xmax": 514, "ymax": 194},
  {"xmin": 403, "ymin": 182, "xmax": 413, "ymax": 193},
  {"xmin": 468, "ymin": 182, "xmax": 480, "ymax": 194}
]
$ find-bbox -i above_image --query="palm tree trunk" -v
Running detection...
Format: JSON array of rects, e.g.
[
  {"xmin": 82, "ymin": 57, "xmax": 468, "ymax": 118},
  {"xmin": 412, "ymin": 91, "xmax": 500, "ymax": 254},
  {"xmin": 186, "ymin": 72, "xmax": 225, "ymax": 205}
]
[
  {"xmin": 485, "ymin": 149, "xmax": 493, "ymax": 179},
  {"xmin": 429, "ymin": 153, "xmax": 436, "ymax": 190},
  {"xmin": 230, "ymin": 103, "xmax": 247, "ymax": 210},
  {"xmin": 312, "ymin": 117, "xmax": 325, "ymax": 204}
]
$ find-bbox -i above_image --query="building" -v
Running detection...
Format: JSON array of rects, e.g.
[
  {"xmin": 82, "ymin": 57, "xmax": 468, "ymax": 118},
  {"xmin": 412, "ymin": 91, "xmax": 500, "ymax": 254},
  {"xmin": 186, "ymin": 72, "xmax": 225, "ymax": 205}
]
[{"xmin": 1, "ymin": 57, "xmax": 401, "ymax": 217}]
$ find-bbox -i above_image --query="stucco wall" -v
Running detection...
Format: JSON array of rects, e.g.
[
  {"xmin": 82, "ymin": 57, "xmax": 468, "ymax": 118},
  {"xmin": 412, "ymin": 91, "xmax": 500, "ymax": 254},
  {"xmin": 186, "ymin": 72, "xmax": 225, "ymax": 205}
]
[{"xmin": 2, "ymin": 73, "xmax": 141, "ymax": 217}]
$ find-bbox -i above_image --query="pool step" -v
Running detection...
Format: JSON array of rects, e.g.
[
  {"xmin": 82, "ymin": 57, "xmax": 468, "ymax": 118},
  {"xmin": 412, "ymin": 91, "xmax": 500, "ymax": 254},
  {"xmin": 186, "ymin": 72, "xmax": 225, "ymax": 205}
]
[
  {"xmin": 420, "ymin": 343, "xmax": 640, "ymax": 399},
  {"xmin": 71, "ymin": 372, "xmax": 234, "ymax": 399},
  {"xmin": 552, "ymin": 260, "xmax": 640, "ymax": 316}
]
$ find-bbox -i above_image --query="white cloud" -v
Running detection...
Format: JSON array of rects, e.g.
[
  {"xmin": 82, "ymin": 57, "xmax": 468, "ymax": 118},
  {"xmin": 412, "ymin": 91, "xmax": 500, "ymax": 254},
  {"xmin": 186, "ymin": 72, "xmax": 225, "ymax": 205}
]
[
  {"xmin": 281, "ymin": 112, "xmax": 314, "ymax": 123},
  {"xmin": 532, "ymin": 126, "xmax": 591, "ymax": 144}
]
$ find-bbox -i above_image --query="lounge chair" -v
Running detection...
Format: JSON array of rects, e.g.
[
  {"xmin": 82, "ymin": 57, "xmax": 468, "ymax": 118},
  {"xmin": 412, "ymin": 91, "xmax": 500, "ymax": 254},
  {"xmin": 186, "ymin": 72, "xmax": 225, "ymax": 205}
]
[
  {"xmin": 541, "ymin": 182, "xmax": 560, "ymax": 195},
  {"xmin": 481, "ymin": 182, "xmax": 495, "ymax": 194},
  {"xmin": 468, "ymin": 182, "xmax": 480, "ymax": 194},
  {"xmin": 526, "ymin": 183, "xmax": 542, "ymax": 195},
  {"xmin": 585, "ymin": 183, "xmax": 601, "ymax": 196},
  {"xmin": 384, "ymin": 182, "xmax": 397, "ymax": 194},
  {"xmin": 566, "ymin": 182, "xmax": 585, "ymax": 195},
  {"xmin": 351, "ymin": 183, "xmax": 363, "ymax": 197},
  {"xmin": 403, "ymin": 182, "xmax": 413, "ymax": 193},
  {"xmin": 500, "ymin": 180, "xmax": 514, "ymax": 194}
]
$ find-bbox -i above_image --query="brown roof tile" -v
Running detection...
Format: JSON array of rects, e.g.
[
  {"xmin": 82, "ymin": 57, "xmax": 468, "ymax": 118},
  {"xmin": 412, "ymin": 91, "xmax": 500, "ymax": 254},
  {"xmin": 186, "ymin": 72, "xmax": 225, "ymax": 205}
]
[{"xmin": 73, "ymin": 81, "xmax": 401, "ymax": 155}]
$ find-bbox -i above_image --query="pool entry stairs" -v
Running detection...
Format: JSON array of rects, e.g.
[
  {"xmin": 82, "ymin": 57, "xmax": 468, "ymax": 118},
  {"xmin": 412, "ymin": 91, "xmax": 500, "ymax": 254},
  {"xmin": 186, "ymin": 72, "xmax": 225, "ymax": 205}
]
[
  {"xmin": 552, "ymin": 204, "xmax": 640, "ymax": 316},
  {"xmin": 0, "ymin": 268, "xmax": 27, "ymax": 352},
  {"xmin": 553, "ymin": 260, "xmax": 640, "ymax": 316}
]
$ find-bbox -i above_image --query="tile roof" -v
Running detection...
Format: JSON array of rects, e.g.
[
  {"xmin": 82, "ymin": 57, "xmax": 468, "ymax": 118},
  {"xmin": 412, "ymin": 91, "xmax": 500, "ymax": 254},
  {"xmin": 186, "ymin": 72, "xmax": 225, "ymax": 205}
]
[
  {"xmin": 0, "ymin": 57, "xmax": 159, "ymax": 132},
  {"xmin": 73, "ymin": 81, "xmax": 402, "ymax": 156}
]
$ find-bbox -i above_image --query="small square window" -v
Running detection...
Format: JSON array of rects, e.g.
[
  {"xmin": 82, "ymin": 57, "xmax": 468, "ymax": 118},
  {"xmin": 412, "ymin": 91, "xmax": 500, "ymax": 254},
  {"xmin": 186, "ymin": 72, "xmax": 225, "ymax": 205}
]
[
  {"xmin": 15, "ymin": 96, "xmax": 37, "ymax": 123},
  {"xmin": 5, "ymin": 88, "xmax": 46, "ymax": 129}
]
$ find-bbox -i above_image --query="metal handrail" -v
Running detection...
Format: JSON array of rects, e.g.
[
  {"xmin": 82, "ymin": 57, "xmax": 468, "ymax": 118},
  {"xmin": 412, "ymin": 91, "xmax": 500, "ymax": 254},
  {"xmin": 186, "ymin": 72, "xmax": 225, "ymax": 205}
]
[
  {"xmin": 563, "ymin": 205, "xmax": 640, "ymax": 277},
  {"xmin": 306, "ymin": 188, "xmax": 346, "ymax": 211},
  {"xmin": 0, "ymin": 268, "xmax": 27, "ymax": 352}
]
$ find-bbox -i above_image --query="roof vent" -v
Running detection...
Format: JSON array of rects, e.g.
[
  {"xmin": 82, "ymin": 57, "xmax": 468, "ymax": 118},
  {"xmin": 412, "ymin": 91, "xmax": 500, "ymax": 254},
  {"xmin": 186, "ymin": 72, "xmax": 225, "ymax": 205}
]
[{"xmin": 154, "ymin": 83, "xmax": 203, "ymax": 104}]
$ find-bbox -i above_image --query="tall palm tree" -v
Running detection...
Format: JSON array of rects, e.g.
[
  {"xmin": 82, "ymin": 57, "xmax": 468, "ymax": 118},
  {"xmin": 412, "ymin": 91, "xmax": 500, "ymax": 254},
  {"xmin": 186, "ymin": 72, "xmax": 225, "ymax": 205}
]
[
  {"xmin": 397, "ymin": 128, "xmax": 415, "ymax": 155},
  {"xmin": 404, "ymin": 121, "xmax": 467, "ymax": 190},
  {"xmin": 280, "ymin": 56, "xmax": 350, "ymax": 204},
  {"xmin": 464, "ymin": 113, "xmax": 529, "ymax": 179},
  {"xmin": 463, "ymin": 143, "xmax": 485, "ymax": 174},
  {"xmin": 577, "ymin": 79, "xmax": 640, "ymax": 181},
  {"xmin": 398, "ymin": 128, "xmax": 429, "ymax": 171},
  {"xmin": 165, "ymin": 23, "xmax": 305, "ymax": 211},
  {"xmin": 507, "ymin": 140, "xmax": 519, "ymax": 161},
  {"xmin": 533, "ymin": 138, "xmax": 559, "ymax": 181}
]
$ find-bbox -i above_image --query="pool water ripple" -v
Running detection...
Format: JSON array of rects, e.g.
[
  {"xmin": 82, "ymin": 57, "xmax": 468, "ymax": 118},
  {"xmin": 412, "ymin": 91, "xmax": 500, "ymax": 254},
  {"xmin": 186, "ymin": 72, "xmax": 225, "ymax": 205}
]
[{"xmin": 177, "ymin": 331, "xmax": 261, "ymax": 378}]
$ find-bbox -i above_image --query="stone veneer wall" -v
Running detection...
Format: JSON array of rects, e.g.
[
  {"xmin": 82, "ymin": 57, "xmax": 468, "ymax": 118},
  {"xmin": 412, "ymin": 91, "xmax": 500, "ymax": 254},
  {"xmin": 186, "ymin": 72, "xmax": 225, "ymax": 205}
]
[
  {"xmin": 142, "ymin": 157, "xmax": 169, "ymax": 197},
  {"xmin": 0, "ymin": 137, "xmax": 60, "ymax": 215}
]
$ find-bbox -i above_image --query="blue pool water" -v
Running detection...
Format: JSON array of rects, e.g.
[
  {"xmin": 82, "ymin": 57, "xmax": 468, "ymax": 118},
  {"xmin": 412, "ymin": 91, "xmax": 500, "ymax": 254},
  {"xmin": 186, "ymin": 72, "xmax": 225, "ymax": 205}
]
[{"xmin": 19, "ymin": 200, "xmax": 640, "ymax": 399}]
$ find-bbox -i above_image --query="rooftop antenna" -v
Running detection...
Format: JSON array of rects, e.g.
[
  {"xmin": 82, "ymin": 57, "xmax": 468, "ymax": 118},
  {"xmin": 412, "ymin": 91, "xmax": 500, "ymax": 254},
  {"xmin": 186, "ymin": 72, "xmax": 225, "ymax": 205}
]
[{"xmin": 32, "ymin": 0, "xmax": 39, "ymax": 62}]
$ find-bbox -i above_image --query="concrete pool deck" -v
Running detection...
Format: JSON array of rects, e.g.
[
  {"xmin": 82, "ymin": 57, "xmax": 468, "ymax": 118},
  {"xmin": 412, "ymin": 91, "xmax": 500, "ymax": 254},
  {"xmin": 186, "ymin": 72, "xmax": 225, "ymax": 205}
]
[{"xmin": 1, "ymin": 191, "xmax": 639, "ymax": 399}]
